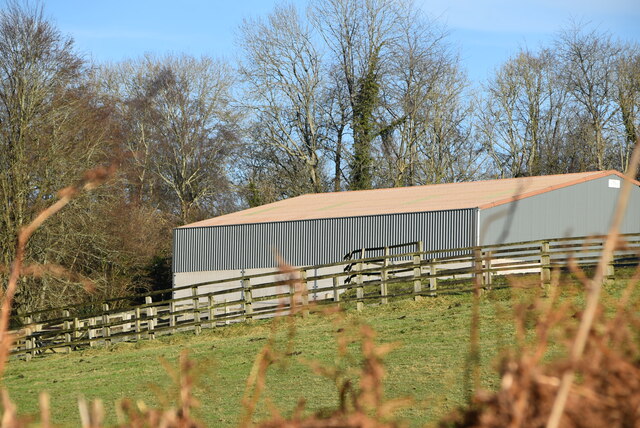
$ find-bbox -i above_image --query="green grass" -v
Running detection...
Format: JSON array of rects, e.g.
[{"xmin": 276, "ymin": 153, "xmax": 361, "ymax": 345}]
[{"xmin": 3, "ymin": 272, "xmax": 636, "ymax": 427}]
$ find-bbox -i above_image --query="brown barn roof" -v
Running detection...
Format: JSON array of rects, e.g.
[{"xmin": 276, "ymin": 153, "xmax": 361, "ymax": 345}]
[{"xmin": 182, "ymin": 170, "xmax": 635, "ymax": 228}]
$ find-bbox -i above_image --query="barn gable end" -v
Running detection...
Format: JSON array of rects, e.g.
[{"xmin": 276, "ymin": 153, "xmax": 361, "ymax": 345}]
[{"xmin": 480, "ymin": 173, "xmax": 640, "ymax": 245}]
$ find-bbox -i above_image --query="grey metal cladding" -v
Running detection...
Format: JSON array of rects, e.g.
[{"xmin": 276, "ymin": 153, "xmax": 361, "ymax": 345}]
[
  {"xmin": 480, "ymin": 174, "xmax": 640, "ymax": 245},
  {"xmin": 173, "ymin": 208, "xmax": 476, "ymax": 272}
]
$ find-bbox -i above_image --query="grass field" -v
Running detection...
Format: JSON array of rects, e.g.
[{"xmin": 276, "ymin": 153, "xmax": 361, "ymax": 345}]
[{"xmin": 3, "ymin": 272, "xmax": 634, "ymax": 427}]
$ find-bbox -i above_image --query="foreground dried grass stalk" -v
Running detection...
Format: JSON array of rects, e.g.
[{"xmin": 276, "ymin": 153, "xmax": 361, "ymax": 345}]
[
  {"xmin": 546, "ymin": 143, "xmax": 640, "ymax": 428},
  {"xmin": 240, "ymin": 261, "xmax": 410, "ymax": 428},
  {"xmin": 0, "ymin": 166, "xmax": 116, "ymax": 426},
  {"xmin": 50, "ymin": 349, "xmax": 206, "ymax": 428},
  {"xmin": 0, "ymin": 165, "xmax": 116, "ymax": 380},
  {"xmin": 269, "ymin": 322, "xmax": 411, "ymax": 428},
  {"xmin": 112, "ymin": 350, "xmax": 204, "ymax": 428},
  {"xmin": 0, "ymin": 173, "xmax": 409, "ymax": 428},
  {"xmin": 444, "ymin": 141, "xmax": 640, "ymax": 427},
  {"xmin": 249, "ymin": 323, "xmax": 409, "ymax": 428},
  {"xmin": 237, "ymin": 258, "xmax": 306, "ymax": 428},
  {"xmin": 442, "ymin": 259, "xmax": 640, "ymax": 427}
]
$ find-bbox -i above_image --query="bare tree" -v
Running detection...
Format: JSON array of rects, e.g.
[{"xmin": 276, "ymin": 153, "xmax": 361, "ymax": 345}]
[
  {"xmin": 0, "ymin": 2, "xmax": 81, "ymax": 266},
  {"xmin": 239, "ymin": 4, "xmax": 327, "ymax": 195},
  {"xmin": 311, "ymin": 0, "xmax": 403, "ymax": 190},
  {"xmin": 376, "ymin": 10, "xmax": 479, "ymax": 186},
  {"xmin": 614, "ymin": 44, "xmax": 640, "ymax": 171},
  {"xmin": 238, "ymin": 130, "xmax": 313, "ymax": 206},
  {"xmin": 478, "ymin": 48, "xmax": 568, "ymax": 177},
  {"xmin": 98, "ymin": 60, "xmax": 163, "ymax": 206},
  {"xmin": 321, "ymin": 65, "xmax": 351, "ymax": 192},
  {"xmin": 0, "ymin": 3, "xmax": 152, "ymax": 311},
  {"xmin": 376, "ymin": 11, "xmax": 434, "ymax": 186},
  {"xmin": 417, "ymin": 65, "xmax": 481, "ymax": 184},
  {"xmin": 558, "ymin": 25, "xmax": 621, "ymax": 171},
  {"xmin": 107, "ymin": 54, "xmax": 239, "ymax": 224}
]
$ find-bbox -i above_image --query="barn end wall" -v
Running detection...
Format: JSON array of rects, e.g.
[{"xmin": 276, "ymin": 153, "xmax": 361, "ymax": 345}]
[
  {"xmin": 480, "ymin": 174, "xmax": 640, "ymax": 245},
  {"xmin": 173, "ymin": 208, "xmax": 476, "ymax": 274}
]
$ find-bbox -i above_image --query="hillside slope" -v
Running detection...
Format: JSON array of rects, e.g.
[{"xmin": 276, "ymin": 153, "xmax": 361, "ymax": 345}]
[{"xmin": 3, "ymin": 285, "xmax": 579, "ymax": 427}]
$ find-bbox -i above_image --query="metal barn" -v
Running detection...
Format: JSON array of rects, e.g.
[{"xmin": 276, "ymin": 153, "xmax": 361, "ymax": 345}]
[{"xmin": 173, "ymin": 170, "xmax": 640, "ymax": 289}]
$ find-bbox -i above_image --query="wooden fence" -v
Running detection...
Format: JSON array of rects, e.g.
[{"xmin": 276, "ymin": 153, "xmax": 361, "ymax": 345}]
[{"xmin": 11, "ymin": 233, "xmax": 640, "ymax": 359}]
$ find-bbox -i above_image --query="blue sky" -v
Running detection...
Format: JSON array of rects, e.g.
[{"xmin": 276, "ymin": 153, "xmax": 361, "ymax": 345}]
[{"xmin": 14, "ymin": 0, "xmax": 640, "ymax": 84}]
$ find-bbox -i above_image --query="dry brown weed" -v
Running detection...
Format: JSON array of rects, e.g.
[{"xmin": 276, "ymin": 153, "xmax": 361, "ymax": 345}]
[{"xmin": 443, "ymin": 142, "xmax": 640, "ymax": 427}]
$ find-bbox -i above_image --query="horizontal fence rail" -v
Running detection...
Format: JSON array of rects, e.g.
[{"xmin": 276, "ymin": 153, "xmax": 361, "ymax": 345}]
[{"xmin": 11, "ymin": 233, "xmax": 640, "ymax": 359}]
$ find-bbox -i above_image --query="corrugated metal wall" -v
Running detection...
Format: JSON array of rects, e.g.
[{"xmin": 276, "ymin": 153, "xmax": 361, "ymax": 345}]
[
  {"xmin": 480, "ymin": 174, "xmax": 640, "ymax": 245},
  {"xmin": 173, "ymin": 209, "xmax": 476, "ymax": 273}
]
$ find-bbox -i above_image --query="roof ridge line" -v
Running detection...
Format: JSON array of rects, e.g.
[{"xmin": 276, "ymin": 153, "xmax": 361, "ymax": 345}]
[
  {"xmin": 180, "ymin": 170, "xmax": 630, "ymax": 229},
  {"xmin": 297, "ymin": 170, "xmax": 606, "ymax": 199}
]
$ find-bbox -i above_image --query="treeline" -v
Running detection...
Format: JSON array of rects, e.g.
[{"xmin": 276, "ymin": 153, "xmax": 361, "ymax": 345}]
[{"xmin": 0, "ymin": 1, "xmax": 638, "ymax": 313}]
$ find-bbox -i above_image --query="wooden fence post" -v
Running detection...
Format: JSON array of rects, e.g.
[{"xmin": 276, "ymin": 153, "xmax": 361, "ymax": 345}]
[
  {"xmin": 192, "ymin": 286, "xmax": 201, "ymax": 334},
  {"xmin": 540, "ymin": 241, "xmax": 551, "ymax": 294},
  {"xmin": 122, "ymin": 311, "xmax": 131, "ymax": 333},
  {"xmin": 23, "ymin": 315, "xmax": 33, "ymax": 361},
  {"xmin": 289, "ymin": 278, "xmax": 296, "ymax": 313},
  {"xmin": 356, "ymin": 248, "xmax": 364, "ymax": 311},
  {"xmin": 429, "ymin": 260, "xmax": 437, "ymax": 296},
  {"xmin": 243, "ymin": 277, "xmax": 253, "ymax": 321},
  {"xmin": 208, "ymin": 295, "xmax": 215, "ymax": 328},
  {"xmin": 63, "ymin": 309, "xmax": 71, "ymax": 353},
  {"xmin": 102, "ymin": 303, "xmax": 111, "ymax": 346},
  {"xmin": 145, "ymin": 296, "xmax": 155, "ymax": 340},
  {"xmin": 332, "ymin": 277, "xmax": 340, "ymax": 302},
  {"xmin": 484, "ymin": 251, "xmax": 493, "ymax": 289},
  {"xmin": 381, "ymin": 246, "xmax": 389, "ymax": 304},
  {"xmin": 73, "ymin": 317, "xmax": 80, "ymax": 347},
  {"xmin": 88, "ymin": 317, "xmax": 96, "ymax": 347},
  {"xmin": 169, "ymin": 301, "xmax": 176, "ymax": 333},
  {"xmin": 413, "ymin": 241, "xmax": 423, "ymax": 301},
  {"xmin": 606, "ymin": 260, "xmax": 615, "ymax": 285},
  {"xmin": 34, "ymin": 322, "xmax": 42, "ymax": 357},
  {"xmin": 73, "ymin": 317, "xmax": 80, "ymax": 339},
  {"xmin": 134, "ymin": 307, "xmax": 141, "ymax": 341},
  {"xmin": 300, "ymin": 270, "xmax": 309, "ymax": 317},
  {"xmin": 473, "ymin": 248, "xmax": 484, "ymax": 295}
]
